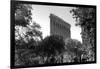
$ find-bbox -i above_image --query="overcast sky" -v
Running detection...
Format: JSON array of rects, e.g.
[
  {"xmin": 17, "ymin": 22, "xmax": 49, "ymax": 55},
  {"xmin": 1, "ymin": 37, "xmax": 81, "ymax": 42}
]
[{"xmin": 31, "ymin": 4, "xmax": 82, "ymax": 42}]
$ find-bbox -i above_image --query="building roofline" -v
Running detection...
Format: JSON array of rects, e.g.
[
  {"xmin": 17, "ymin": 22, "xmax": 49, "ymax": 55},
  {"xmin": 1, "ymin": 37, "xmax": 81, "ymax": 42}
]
[{"xmin": 49, "ymin": 13, "xmax": 71, "ymax": 28}]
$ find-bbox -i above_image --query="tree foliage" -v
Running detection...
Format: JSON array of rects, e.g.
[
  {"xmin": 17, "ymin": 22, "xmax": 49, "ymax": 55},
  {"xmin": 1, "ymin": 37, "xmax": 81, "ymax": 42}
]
[
  {"xmin": 15, "ymin": 3, "xmax": 32, "ymax": 26},
  {"xmin": 37, "ymin": 35, "xmax": 65, "ymax": 64},
  {"xmin": 70, "ymin": 7, "xmax": 96, "ymax": 61},
  {"xmin": 15, "ymin": 3, "xmax": 42, "ymax": 49},
  {"xmin": 15, "ymin": 23, "xmax": 42, "ymax": 49},
  {"xmin": 42, "ymin": 35, "xmax": 64, "ymax": 55},
  {"xmin": 65, "ymin": 39, "xmax": 83, "ymax": 62},
  {"xmin": 14, "ymin": 4, "xmax": 43, "ymax": 66}
]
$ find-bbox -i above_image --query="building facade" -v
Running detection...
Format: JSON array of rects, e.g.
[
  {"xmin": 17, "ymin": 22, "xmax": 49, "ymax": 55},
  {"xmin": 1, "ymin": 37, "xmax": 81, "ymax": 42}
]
[{"xmin": 49, "ymin": 14, "xmax": 71, "ymax": 40}]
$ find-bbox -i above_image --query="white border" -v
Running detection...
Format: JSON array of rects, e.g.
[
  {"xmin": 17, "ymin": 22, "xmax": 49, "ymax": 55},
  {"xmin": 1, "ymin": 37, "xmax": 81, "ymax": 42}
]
[{"xmin": 0, "ymin": 0, "xmax": 99, "ymax": 69}]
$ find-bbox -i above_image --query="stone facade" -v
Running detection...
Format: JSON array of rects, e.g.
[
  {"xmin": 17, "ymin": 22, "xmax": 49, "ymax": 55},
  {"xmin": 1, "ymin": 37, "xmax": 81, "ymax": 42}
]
[{"xmin": 49, "ymin": 14, "xmax": 71, "ymax": 40}]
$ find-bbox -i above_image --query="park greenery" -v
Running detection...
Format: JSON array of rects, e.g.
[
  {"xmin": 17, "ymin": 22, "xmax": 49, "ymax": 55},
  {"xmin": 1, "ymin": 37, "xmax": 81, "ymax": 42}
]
[
  {"xmin": 70, "ymin": 7, "xmax": 96, "ymax": 61},
  {"xmin": 14, "ymin": 4, "xmax": 96, "ymax": 67}
]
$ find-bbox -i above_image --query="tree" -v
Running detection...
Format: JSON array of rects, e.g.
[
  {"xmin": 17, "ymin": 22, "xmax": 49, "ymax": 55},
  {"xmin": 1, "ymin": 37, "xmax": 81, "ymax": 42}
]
[
  {"xmin": 15, "ymin": 3, "xmax": 43, "ymax": 49},
  {"xmin": 15, "ymin": 3, "xmax": 32, "ymax": 26},
  {"xmin": 70, "ymin": 7, "xmax": 96, "ymax": 61},
  {"xmin": 37, "ymin": 35, "xmax": 65, "ymax": 64},
  {"xmin": 65, "ymin": 39, "xmax": 83, "ymax": 62},
  {"xmin": 14, "ymin": 4, "xmax": 43, "ymax": 66}
]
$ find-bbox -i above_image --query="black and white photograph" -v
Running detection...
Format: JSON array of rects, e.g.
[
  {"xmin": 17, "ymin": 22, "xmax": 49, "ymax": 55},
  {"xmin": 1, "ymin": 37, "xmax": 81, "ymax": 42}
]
[{"xmin": 11, "ymin": 0, "xmax": 96, "ymax": 68}]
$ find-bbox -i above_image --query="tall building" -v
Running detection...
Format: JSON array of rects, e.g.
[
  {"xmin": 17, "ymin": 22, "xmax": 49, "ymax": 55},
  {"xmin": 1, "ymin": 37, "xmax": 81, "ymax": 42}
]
[{"xmin": 49, "ymin": 14, "xmax": 71, "ymax": 40}]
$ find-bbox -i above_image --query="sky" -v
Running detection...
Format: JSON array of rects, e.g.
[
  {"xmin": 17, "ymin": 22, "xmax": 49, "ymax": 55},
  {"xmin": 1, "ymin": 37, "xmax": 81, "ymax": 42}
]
[{"xmin": 31, "ymin": 4, "xmax": 82, "ymax": 42}]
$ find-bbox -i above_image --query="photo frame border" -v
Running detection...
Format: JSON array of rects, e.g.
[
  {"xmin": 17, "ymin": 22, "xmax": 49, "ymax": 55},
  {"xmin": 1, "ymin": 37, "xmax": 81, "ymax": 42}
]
[{"xmin": 10, "ymin": 0, "xmax": 97, "ymax": 68}]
